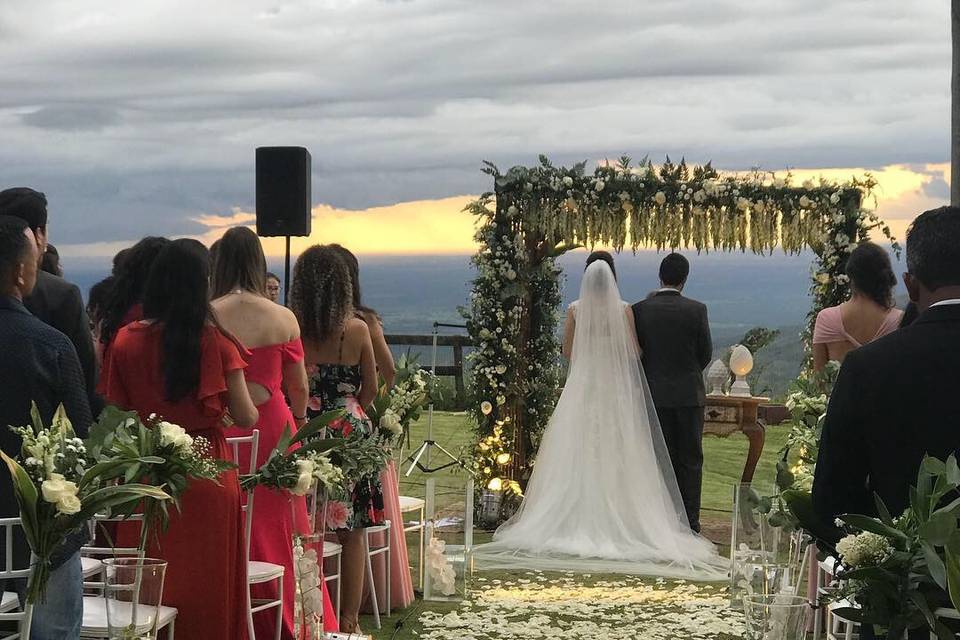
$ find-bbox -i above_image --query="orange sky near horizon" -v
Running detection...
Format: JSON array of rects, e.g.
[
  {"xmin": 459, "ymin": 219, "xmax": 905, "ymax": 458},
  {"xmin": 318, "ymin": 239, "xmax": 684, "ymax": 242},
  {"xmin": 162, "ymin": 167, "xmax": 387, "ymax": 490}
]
[{"xmin": 58, "ymin": 163, "xmax": 950, "ymax": 259}]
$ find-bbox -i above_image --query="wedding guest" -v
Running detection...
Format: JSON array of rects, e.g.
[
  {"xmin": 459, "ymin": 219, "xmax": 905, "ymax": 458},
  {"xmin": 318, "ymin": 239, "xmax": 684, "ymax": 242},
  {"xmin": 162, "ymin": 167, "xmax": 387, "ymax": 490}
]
[
  {"xmin": 0, "ymin": 188, "xmax": 99, "ymax": 417},
  {"xmin": 265, "ymin": 272, "xmax": 281, "ymax": 304},
  {"xmin": 812, "ymin": 242, "xmax": 902, "ymax": 371},
  {"xmin": 41, "ymin": 243, "xmax": 62, "ymax": 276},
  {"xmin": 86, "ymin": 276, "xmax": 115, "ymax": 343},
  {"xmin": 291, "ymin": 245, "xmax": 383, "ymax": 635},
  {"xmin": 96, "ymin": 237, "xmax": 168, "ymax": 358},
  {"xmin": 633, "ymin": 252, "xmax": 712, "ymax": 533},
  {"xmin": 330, "ymin": 243, "xmax": 412, "ymax": 611},
  {"xmin": 100, "ymin": 238, "xmax": 257, "ymax": 640},
  {"xmin": 813, "ymin": 207, "xmax": 960, "ymax": 639},
  {"xmin": 211, "ymin": 227, "xmax": 339, "ymax": 637},
  {"xmin": 0, "ymin": 216, "xmax": 90, "ymax": 640}
]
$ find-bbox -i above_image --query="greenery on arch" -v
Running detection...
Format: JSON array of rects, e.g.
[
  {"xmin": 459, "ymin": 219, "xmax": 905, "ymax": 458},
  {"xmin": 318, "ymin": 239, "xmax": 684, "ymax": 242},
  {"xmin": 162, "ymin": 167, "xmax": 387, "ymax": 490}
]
[{"xmin": 461, "ymin": 155, "xmax": 898, "ymax": 518}]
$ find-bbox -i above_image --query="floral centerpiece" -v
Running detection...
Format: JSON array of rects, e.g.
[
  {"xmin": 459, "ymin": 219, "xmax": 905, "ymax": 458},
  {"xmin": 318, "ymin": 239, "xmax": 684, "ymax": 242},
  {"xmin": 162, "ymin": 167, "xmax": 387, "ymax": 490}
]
[
  {"xmin": 1, "ymin": 404, "xmax": 172, "ymax": 603},
  {"xmin": 784, "ymin": 454, "xmax": 960, "ymax": 639}
]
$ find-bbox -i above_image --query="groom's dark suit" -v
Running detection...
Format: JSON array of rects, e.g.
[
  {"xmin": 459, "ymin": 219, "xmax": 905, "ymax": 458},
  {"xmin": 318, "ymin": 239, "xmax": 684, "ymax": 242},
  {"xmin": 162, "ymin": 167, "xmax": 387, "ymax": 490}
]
[{"xmin": 633, "ymin": 290, "xmax": 712, "ymax": 532}]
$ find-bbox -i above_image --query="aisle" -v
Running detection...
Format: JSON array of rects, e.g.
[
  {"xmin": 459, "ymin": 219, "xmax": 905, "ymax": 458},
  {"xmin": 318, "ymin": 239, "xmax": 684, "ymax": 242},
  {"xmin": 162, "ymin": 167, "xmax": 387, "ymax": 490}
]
[{"xmin": 410, "ymin": 570, "xmax": 744, "ymax": 639}]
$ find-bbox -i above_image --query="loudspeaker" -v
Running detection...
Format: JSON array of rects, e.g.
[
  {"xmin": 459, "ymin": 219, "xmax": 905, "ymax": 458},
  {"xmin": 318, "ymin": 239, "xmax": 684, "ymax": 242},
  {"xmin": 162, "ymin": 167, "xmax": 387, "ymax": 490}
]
[{"xmin": 256, "ymin": 146, "xmax": 312, "ymax": 237}]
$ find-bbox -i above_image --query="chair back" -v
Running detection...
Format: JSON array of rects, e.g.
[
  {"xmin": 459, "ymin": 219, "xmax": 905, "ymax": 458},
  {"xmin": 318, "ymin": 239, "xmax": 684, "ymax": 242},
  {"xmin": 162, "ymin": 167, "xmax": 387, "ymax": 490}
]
[
  {"xmin": 225, "ymin": 429, "xmax": 260, "ymax": 562},
  {"xmin": 0, "ymin": 517, "xmax": 34, "ymax": 639}
]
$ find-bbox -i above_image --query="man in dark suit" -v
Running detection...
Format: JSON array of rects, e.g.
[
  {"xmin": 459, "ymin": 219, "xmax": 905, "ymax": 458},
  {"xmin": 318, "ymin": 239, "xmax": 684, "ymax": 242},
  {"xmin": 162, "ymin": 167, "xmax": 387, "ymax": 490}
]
[
  {"xmin": 633, "ymin": 253, "xmax": 713, "ymax": 532},
  {"xmin": 0, "ymin": 216, "xmax": 91, "ymax": 639},
  {"xmin": 0, "ymin": 188, "xmax": 100, "ymax": 415},
  {"xmin": 814, "ymin": 206, "xmax": 960, "ymax": 523}
]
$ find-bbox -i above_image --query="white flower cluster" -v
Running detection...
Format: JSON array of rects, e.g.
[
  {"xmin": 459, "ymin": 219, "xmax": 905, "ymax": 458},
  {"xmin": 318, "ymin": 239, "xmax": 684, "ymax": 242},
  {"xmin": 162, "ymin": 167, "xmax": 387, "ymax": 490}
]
[
  {"xmin": 16, "ymin": 419, "xmax": 87, "ymax": 516},
  {"xmin": 290, "ymin": 452, "xmax": 344, "ymax": 497},
  {"xmin": 836, "ymin": 530, "xmax": 894, "ymax": 568},
  {"xmin": 41, "ymin": 473, "xmax": 81, "ymax": 515},
  {"xmin": 157, "ymin": 421, "xmax": 193, "ymax": 453},
  {"xmin": 426, "ymin": 536, "xmax": 457, "ymax": 596},
  {"xmin": 293, "ymin": 543, "xmax": 323, "ymax": 619}
]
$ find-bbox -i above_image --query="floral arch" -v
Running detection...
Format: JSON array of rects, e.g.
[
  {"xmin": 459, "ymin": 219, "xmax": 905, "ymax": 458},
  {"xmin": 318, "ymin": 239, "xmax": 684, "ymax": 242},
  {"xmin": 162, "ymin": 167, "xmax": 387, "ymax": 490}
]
[{"xmin": 461, "ymin": 155, "xmax": 897, "ymax": 513}]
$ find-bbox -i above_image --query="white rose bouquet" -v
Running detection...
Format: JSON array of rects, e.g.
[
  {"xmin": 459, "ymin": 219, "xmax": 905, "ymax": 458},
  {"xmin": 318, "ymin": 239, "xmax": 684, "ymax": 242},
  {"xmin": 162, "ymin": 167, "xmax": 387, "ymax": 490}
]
[
  {"xmin": 366, "ymin": 352, "xmax": 440, "ymax": 448},
  {"xmin": 2, "ymin": 404, "xmax": 171, "ymax": 603}
]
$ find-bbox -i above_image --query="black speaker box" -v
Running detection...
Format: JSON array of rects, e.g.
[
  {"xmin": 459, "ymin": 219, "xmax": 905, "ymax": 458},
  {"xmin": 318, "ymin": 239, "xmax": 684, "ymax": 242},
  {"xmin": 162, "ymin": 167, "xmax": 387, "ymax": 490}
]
[{"xmin": 256, "ymin": 146, "xmax": 312, "ymax": 237}]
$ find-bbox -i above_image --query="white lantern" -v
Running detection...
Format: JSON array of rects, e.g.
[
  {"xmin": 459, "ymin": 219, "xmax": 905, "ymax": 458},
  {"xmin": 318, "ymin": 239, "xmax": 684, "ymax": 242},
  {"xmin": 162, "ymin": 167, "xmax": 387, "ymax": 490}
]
[
  {"xmin": 707, "ymin": 359, "xmax": 729, "ymax": 395},
  {"xmin": 728, "ymin": 344, "xmax": 754, "ymax": 397}
]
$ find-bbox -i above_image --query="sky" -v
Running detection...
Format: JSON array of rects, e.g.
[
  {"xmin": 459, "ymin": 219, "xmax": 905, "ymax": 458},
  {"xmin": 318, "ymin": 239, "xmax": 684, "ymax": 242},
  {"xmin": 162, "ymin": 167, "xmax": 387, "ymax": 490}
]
[{"xmin": 0, "ymin": 0, "xmax": 951, "ymax": 257}]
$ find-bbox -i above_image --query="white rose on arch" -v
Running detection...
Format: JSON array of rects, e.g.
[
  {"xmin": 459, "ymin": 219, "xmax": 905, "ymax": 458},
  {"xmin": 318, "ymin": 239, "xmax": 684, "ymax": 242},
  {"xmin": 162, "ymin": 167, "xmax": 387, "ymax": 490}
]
[{"xmin": 653, "ymin": 191, "xmax": 667, "ymax": 205}]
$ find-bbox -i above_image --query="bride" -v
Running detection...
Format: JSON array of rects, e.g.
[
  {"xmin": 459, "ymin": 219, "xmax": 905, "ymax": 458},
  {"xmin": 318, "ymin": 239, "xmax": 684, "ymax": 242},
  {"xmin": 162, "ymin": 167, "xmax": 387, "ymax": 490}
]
[{"xmin": 474, "ymin": 253, "xmax": 727, "ymax": 580}]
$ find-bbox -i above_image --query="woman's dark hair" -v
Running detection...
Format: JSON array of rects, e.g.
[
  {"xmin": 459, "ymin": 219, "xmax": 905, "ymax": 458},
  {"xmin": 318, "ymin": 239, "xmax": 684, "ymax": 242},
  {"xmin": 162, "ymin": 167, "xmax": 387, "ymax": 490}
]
[
  {"xmin": 585, "ymin": 250, "xmax": 616, "ymax": 279},
  {"xmin": 87, "ymin": 276, "xmax": 116, "ymax": 326},
  {"xmin": 845, "ymin": 241, "xmax": 897, "ymax": 309},
  {"xmin": 899, "ymin": 302, "xmax": 919, "ymax": 329},
  {"xmin": 210, "ymin": 227, "xmax": 268, "ymax": 298},
  {"xmin": 100, "ymin": 237, "xmax": 169, "ymax": 345},
  {"xmin": 290, "ymin": 245, "xmax": 353, "ymax": 345},
  {"xmin": 142, "ymin": 239, "xmax": 215, "ymax": 402},
  {"xmin": 329, "ymin": 244, "xmax": 377, "ymax": 317}
]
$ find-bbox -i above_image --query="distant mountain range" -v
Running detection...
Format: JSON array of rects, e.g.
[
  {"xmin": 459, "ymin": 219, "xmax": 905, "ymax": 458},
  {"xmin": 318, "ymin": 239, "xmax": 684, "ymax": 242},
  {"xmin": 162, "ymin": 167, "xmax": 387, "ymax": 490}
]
[{"xmin": 65, "ymin": 249, "xmax": 907, "ymax": 400}]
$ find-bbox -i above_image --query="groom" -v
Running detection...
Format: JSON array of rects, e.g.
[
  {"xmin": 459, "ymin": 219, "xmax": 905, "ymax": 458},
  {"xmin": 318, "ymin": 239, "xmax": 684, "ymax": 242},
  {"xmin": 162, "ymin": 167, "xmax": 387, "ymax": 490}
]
[{"xmin": 633, "ymin": 253, "xmax": 713, "ymax": 533}]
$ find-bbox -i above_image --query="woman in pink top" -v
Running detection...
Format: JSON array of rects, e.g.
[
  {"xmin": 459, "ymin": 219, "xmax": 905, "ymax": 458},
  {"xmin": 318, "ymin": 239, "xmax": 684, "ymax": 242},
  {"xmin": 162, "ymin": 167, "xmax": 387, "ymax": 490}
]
[{"xmin": 813, "ymin": 241, "xmax": 903, "ymax": 371}]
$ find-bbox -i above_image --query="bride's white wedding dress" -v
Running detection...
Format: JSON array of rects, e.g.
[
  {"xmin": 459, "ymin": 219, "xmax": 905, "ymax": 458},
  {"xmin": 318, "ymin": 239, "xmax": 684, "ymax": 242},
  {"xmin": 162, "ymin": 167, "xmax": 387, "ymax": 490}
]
[{"xmin": 474, "ymin": 261, "xmax": 727, "ymax": 580}]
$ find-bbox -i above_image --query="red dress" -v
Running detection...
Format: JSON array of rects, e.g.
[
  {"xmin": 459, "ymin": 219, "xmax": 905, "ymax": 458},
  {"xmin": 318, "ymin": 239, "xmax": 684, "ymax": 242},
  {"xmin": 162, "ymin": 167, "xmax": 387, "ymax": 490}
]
[
  {"xmin": 100, "ymin": 322, "xmax": 250, "ymax": 640},
  {"xmin": 225, "ymin": 339, "xmax": 339, "ymax": 638}
]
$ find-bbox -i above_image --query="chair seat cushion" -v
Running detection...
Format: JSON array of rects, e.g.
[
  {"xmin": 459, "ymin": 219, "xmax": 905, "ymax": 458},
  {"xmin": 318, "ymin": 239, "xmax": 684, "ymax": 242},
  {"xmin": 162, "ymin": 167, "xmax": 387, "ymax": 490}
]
[
  {"xmin": 0, "ymin": 591, "xmax": 18, "ymax": 613},
  {"xmin": 323, "ymin": 541, "xmax": 343, "ymax": 557},
  {"xmin": 80, "ymin": 557, "xmax": 103, "ymax": 578},
  {"xmin": 398, "ymin": 496, "xmax": 425, "ymax": 512}
]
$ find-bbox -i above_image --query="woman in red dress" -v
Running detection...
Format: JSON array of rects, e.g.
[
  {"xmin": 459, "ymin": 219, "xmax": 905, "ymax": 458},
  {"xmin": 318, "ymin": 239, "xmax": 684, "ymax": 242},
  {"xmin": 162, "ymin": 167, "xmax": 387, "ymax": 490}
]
[
  {"xmin": 100, "ymin": 238, "xmax": 259, "ymax": 640},
  {"xmin": 212, "ymin": 226, "xmax": 339, "ymax": 637}
]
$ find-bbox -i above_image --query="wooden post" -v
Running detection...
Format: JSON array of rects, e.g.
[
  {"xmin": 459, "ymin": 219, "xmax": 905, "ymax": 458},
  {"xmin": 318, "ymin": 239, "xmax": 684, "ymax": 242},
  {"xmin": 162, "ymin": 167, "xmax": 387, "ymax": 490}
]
[{"xmin": 453, "ymin": 344, "xmax": 465, "ymax": 406}]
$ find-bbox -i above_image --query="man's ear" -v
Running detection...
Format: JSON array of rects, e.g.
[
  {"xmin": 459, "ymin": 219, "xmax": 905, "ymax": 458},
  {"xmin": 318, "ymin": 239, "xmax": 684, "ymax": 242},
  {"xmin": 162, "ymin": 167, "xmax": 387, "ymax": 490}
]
[{"xmin": 904, "ymin": 272, "xmax": 920, "ymax": 303}]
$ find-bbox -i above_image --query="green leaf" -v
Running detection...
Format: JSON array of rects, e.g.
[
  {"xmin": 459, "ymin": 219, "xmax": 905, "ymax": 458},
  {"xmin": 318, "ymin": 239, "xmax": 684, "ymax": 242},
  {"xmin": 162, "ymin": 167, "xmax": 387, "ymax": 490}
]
[
  {"xmin": 947, "ymin": 455, "xmax": 960, "ymax": 487},
  {"xmin": 874, "ymin": 493, "xmax": 895, "ymax": 527},
  {"xmin": 0, "ymin": 451, "xmax": 39, "ymax": 550},
  {"xmin": 841, "ymin": 513, "xmax": 909, "ymax": 543},
  {"xmin": 290, "ymin": 410, "xmax": 345, "ymax": 446},
  {"xmin": 945, "ymin": 537, "xmax": 960, "ymax": 612},
  {"xmin": 921, "ymin": 510, "xmax": 957, "ymax": 546},
  {"xmin": 922, "ymin": 541, "xmax": 948, "ymax": 590}
]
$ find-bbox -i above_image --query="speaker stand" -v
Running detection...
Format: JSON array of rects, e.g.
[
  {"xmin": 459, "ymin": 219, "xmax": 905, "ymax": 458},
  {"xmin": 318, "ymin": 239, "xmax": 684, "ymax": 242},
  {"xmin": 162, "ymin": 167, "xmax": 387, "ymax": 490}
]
[{"xmin": 283, "ymin": 235, "xmax": 291, "ymax": 306}]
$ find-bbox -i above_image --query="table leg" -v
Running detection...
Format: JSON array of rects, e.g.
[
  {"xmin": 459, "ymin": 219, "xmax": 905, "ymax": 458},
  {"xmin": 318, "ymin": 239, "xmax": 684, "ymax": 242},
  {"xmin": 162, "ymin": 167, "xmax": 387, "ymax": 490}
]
[{"xmin": 740, "ymin": 420, "xmax": 766, "ymax": 484}]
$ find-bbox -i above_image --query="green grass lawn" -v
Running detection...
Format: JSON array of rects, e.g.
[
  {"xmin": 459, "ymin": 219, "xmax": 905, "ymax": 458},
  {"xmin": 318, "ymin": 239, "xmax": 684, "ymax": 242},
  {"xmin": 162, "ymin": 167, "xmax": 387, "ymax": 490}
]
[{"xmin": 354, "ymin": 411, "xmax": 789, "ymax": 638}]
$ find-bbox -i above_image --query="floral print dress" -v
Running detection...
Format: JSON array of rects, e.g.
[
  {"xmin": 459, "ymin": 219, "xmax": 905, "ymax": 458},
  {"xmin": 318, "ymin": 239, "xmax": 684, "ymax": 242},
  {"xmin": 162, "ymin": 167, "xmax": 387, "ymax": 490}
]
[{"xmin": 307, "ymin": 361, "xmax": 385, "ymax": 531}]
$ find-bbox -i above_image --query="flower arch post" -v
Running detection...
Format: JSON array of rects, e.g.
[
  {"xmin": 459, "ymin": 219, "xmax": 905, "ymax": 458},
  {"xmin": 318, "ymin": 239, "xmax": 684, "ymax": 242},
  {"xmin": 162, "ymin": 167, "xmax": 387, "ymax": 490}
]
[{"xmin": 462, "ymin": 156, "xmax": 897, "ymax": 521}]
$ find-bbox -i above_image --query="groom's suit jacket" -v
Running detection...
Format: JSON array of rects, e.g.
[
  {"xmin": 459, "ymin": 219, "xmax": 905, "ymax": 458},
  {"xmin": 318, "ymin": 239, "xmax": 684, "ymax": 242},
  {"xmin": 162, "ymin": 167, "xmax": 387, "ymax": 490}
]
[{"xmin": 632, "ymin": 290, "xmax": 713, "ymax": 408}]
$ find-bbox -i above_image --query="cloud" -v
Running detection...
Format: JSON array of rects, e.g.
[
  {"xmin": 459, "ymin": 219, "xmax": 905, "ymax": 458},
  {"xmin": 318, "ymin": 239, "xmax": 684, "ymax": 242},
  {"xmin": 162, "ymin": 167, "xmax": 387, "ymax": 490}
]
[{"xmin": 0, "ymin": 0, "xmax": 949, "ymax": 248}]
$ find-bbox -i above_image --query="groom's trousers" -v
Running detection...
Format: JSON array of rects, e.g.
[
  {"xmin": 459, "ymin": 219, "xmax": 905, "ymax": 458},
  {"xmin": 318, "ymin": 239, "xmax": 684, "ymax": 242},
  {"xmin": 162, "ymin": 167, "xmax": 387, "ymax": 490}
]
[{"xmin": 654, "ymin": 406, "xmax": 704, "ymax": 533}]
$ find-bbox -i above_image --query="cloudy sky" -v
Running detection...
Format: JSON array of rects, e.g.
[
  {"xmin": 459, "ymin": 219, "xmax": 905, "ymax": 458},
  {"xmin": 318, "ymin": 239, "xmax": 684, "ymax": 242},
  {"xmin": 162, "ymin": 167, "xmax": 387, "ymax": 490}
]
[{"xmin": 0, "ymin": 0, "xmax": 951, "ymax": 256}]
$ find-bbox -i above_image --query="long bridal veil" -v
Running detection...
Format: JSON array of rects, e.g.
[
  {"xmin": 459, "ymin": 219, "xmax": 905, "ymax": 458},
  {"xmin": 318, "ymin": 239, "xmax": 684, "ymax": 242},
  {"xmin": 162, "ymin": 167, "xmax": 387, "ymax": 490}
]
[{"xmin": 473, "ymin": 260, "xmax": 727, "ymax": 580}]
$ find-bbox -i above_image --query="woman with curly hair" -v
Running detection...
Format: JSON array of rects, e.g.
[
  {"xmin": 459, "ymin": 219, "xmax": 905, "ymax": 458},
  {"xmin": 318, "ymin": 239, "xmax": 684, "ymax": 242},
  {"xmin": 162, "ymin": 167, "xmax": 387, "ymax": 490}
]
[
  {"xmin": 813, "ymin": 241, "xmax": 903, "ymax": 371},
  {"xmin": 290, "ymin": 244, "xmax": 382, "ymax": 634}
]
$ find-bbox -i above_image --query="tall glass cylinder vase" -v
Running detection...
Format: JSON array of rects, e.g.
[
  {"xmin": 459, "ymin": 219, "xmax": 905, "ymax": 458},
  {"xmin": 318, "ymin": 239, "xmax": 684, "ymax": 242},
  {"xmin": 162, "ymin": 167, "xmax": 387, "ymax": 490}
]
[
  {"xmin": 423, "ymin": 477, "xmax": 473, "ymax": 601},
  {"xmin": 730, "ymin": 484, "xmax": 802, "ymax": 608},
  {"xmin": 103, "ymin": 557, "xmax": 167, "ymax": 640},
  {"xmin": 293, "ymin": 485, "xmax": 326, "ymax": 640},
  {"xmin": 743, "ymin": 594, "xmax": 810, "ymax": 640}
]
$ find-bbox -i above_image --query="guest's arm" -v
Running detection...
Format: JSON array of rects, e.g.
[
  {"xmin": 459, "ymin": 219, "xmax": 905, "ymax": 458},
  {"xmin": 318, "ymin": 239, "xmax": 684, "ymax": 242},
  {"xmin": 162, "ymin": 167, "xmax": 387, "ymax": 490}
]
[
  {"xmin": 562, "ymin": 307, "xmax": 575, "ymax": 360},
  {"xmin": 283, "ymin": 359, "xmax": 309, "ymax": 426},
  {"xmin": 696, "ymin": 304, "xmax": 713, "ymax": 370},
  {"xmin": 812, "ymin": 343, "xmax": 830, "ymax": 372},
  {"xmin": 812, "ymin": 353, "xmax": 870, "ymax": 527},
  {"xmin": 60, "ymin": 284, "xmax": 101, "ymax": 415},
  {"xmin": 364, "ymin": 311, "xmax": 396, "ymax": 391},
  {"xmin": 225, "ymin": 370, "xmax": 259, "ymax": 427},
  {"xmin": 57, "ymin": 341, "xmax": 93, "ymax": 437},
  {"xmin": 624, "ymin": 306, "xmax": 642, "ymax": 356}
]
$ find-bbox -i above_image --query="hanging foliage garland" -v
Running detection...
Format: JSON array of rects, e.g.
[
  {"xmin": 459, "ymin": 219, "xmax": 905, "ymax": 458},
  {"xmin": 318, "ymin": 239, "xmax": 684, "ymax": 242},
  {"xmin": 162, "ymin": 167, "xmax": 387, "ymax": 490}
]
[{"xmin": 462, "ymin": 155, "xmax": 898, "ymax": 520}]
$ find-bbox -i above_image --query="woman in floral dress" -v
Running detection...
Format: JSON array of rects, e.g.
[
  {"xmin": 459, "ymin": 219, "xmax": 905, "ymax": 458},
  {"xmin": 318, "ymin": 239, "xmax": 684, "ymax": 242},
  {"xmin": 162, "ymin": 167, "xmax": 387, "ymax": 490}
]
[{"xmin": 290, "ymin": 244, "xmax": 384, "ymax": 634}]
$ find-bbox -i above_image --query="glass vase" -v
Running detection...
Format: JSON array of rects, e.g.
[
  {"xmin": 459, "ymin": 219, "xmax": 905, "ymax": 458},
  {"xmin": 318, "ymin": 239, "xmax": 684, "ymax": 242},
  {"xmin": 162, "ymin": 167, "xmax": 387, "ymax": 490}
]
[
  {"xmin": 103, "ymin": 557, "xmax": 168, "ymax": 640},
  {"xmin": 742, "ymin": 594, "xmax": 810, "ymax": 640},
  {"xmin": 423, "ymin": 477, "xmax": 473, "ymax": 601},
  {"xmin": 293, "ymin": 487, "xmax": 325, "ymax": 640}
]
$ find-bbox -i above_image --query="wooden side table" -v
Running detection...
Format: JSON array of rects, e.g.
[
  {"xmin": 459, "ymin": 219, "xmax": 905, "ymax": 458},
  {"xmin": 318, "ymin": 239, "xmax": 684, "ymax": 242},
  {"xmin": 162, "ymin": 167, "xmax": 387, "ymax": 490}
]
[{"xmin": 703, "ymin": 394, "xmax": 770, "ymax": 484}]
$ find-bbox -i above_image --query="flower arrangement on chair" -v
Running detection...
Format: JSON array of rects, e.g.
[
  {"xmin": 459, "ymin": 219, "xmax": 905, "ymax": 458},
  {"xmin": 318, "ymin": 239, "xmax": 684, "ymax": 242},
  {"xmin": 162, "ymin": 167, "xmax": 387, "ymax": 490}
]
[{"xmin": 1, "ymin": 404, "xmax": 172, "ymax": 603}]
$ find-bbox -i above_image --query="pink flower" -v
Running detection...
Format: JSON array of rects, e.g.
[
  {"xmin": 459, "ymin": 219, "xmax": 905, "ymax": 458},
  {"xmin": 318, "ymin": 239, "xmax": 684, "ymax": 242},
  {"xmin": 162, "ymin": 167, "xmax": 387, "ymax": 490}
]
[
  {"xmin": 306, "ymin": 364, "xmax": 319, "ymax": 376},
  {"xmin": 325, "ymin": 501, "xmax": 352, "ymax": 530},
  {"xmin": 307, "ymin": 396, "xmax": 323, "ymax": 411},
  {"xmin": 331, "ymin": 416, "xmax": 353, "ymax": 437}
]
